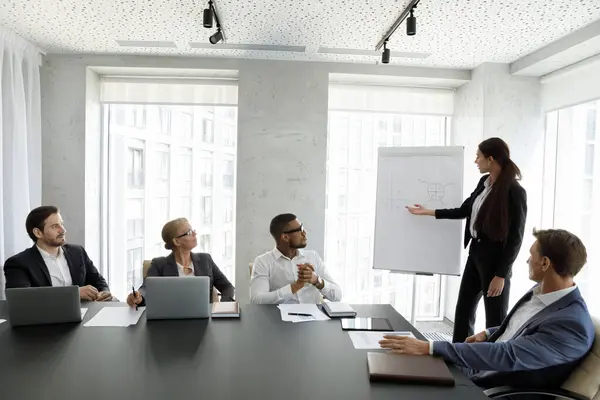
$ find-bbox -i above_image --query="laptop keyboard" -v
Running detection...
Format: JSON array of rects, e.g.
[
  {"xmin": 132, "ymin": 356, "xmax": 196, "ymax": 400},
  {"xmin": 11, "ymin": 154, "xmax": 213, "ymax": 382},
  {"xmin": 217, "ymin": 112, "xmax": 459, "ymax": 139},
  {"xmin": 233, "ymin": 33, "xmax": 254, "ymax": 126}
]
[{"xmin": 422, "ymin": 331, "xmax": 452, "ymax": 342}]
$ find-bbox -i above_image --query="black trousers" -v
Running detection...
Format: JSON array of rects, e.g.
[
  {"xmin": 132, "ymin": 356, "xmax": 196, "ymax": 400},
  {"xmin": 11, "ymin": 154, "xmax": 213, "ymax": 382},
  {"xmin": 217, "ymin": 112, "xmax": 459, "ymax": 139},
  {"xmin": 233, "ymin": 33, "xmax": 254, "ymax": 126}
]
[{"xmin": 452, "ymin": 245, "xmax": 511, "ymax": 343}]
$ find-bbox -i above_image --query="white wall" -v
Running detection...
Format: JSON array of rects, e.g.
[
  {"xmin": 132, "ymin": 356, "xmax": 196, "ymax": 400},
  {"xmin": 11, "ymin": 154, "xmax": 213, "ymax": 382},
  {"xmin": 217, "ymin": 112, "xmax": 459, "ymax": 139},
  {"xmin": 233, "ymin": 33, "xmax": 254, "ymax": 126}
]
[
  {"xmin": 41, "ymin": 54, "xmax": 468, "ymax": 303},
  {"xmin": 446, "ymin": 63, "xmax": 543, "ymax": 322},
  {"xmin": 446, "ymin": 65, "xmax": 485, "ymax": 321},
  {"xmin": 84, "ymin": 69, "xmax": 102, "ymax": 264},
  {"xmin": 41, "ymin": 57, "xmax": 87, "ymax": 246},
  {"xmin": 235, "ymin": 63, "xmax": 329, "ymax": 303}
]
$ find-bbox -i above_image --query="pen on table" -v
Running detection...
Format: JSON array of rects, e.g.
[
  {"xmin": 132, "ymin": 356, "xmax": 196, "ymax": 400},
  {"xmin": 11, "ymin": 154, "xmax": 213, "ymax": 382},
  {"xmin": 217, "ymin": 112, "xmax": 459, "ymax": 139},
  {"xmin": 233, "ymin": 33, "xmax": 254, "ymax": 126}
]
[
  {"xmin": 131, "ymin": 285, "xmax": 139, "ymax": 310},
  {"xmin": 288, "ymin": 313, "xmax": 313, "ymax": 317}
]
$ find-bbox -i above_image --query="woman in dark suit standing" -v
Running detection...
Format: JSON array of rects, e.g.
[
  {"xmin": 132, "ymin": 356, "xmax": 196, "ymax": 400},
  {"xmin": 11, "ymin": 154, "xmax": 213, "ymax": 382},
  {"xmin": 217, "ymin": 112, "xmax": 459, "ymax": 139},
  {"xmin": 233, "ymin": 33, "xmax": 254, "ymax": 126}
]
[{"xmin": 407, "ymin": 137, "xmax": 527, "ymax": 343}]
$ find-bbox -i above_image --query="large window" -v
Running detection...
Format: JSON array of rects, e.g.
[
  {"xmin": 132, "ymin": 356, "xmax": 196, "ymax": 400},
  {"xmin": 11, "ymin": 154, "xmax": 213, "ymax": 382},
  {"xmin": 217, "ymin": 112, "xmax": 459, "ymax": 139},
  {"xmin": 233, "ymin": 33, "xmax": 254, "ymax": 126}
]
[
  {"xmin": 326, "ymin": 111, "xmax": 450, "ymax": 321},
  {"xmin": 105, "ymin": 103, "xmax": 237, "ymax": 300},
  {"xmin": 543, "ymin": 99, "xmax": 600, "ymax": 317}
]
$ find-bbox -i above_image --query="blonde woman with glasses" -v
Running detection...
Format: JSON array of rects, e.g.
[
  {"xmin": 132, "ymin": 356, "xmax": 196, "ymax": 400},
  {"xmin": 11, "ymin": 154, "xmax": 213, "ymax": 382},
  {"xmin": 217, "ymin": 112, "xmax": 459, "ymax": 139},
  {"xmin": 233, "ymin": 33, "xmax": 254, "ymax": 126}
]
[{"xmin": 127, "ymin": 218, "xmax": 235, "ymax": 308}]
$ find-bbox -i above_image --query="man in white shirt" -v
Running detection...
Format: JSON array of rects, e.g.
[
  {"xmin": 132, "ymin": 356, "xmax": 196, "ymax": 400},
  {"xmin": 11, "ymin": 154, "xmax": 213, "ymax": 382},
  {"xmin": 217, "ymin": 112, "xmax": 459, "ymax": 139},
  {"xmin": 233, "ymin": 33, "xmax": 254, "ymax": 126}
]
[
  {"xmin": 379, "ymin": 228, "xmax": 594, "ymax": 389},
  {"xmin": 4, "ymin": 206, "xmax": 112, "ymax": 301},
  {"xmin": 250, "ymin": 213, "xmax": 342, "ymax": 304}
]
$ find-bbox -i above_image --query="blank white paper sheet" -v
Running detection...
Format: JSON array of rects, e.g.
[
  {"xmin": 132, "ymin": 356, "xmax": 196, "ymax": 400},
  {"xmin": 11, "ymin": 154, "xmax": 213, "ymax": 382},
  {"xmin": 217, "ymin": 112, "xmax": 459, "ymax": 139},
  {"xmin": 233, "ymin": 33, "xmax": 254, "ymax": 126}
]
[
  {"xmin": 83, "ymin": 306, "xmax": 146, "ymax": 327},
  {"xmin": 347, "ymin": 331, "xmax": 415, "ymax": 349}
]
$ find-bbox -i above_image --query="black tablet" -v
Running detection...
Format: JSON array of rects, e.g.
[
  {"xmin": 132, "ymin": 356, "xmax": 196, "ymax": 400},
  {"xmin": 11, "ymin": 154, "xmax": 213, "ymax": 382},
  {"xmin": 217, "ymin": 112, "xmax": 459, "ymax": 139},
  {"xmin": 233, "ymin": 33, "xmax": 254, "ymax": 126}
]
[{"xmin": 340, "ymin": 317, "xmax": 393, "ymax": 331}]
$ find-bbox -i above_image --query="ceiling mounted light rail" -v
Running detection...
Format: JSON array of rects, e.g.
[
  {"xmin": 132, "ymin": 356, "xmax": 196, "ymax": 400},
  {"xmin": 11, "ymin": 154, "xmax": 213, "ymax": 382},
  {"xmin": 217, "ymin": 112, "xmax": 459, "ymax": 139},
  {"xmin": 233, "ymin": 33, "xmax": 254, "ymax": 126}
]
[
  {"xmin": 375, "ymin": 0, "xmax": 421, "ymax": 64},
  {"xmin": 202, "ymin": 0, "xmax": 225, "ymax": 44}
]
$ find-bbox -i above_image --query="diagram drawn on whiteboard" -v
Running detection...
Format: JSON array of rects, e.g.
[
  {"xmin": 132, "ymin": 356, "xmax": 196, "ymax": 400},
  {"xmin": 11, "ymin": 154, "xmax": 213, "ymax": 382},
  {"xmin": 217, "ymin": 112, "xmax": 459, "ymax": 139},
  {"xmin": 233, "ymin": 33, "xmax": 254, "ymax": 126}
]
[
  {"xmin": 379, "ymin": 173, "xmax": 455, "ymax": 211},
  {"xmin": 418, "ymin": 179, "xmax": 454, "ymax": 204}
]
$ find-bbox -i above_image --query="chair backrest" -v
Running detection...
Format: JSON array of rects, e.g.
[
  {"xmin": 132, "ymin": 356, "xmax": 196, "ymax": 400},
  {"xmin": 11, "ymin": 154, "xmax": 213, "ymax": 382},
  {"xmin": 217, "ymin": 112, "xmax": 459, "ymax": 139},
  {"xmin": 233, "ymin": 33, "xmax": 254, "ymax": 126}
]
[
  {"xmin": 561, "ymin": 316, "xmax": 600, "ymax": 400},
  {"xmin": 143, "ymin": 260, "xmax": 152, "ymax": 279}
]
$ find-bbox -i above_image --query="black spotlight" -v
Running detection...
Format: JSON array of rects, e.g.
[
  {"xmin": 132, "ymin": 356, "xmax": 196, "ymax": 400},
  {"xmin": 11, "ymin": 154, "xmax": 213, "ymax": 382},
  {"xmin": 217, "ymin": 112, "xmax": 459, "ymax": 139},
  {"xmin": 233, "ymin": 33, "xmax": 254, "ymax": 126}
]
[
  {"xmin": 203, "ymin": 6, "xmax": 213, "ymax": 28},
  {"xmin": 382, "ymin": 40, "xmax": 390, "ymax": 64},
  {"xmin": 407, "ymin": 7, "xmax": 416, "ymax": 36},
  {"xmin": 209, "ymin": 29, "xmax": 223, "ymax": 44}
]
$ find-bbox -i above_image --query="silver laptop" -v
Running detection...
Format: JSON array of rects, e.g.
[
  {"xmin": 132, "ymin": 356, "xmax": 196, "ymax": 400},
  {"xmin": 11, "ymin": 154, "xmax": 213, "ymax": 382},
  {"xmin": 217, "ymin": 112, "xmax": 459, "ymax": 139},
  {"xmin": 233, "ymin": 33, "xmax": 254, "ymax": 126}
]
[
  {"xmin": 5, "ymin": 286, "xmax": 82, "ymax": 327},
  {"xmin": 145, "ymin": 276, "xmax": 211, "ymax": 320}
]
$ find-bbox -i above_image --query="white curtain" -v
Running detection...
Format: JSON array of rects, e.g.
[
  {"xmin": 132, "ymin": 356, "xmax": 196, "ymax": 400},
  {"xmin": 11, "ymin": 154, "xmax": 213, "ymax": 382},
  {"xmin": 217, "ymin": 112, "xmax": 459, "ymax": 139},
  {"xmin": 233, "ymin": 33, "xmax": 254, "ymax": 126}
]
[
  {"xmin": 329, "ymin": 84, "xmax": 455, "ymax": 116},
  {"xmin": 541, "ymin": 54, "xmax": 600, "ymax": 112},
  {"xmin": 101, "ymin": 77, "xmax": 238, "ymax": 105},
  {"xmin": 0, "ymin": 27, "xmax": 42, "ymax": 299}
]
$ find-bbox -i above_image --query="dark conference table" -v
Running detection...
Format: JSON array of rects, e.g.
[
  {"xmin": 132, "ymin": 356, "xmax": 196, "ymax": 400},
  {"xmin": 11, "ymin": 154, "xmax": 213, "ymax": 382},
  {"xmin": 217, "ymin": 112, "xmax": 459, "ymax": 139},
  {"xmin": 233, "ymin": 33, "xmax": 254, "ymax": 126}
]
[{"xmin": 0, "ymin": 301, "xmax": 488, "ymax": 400}]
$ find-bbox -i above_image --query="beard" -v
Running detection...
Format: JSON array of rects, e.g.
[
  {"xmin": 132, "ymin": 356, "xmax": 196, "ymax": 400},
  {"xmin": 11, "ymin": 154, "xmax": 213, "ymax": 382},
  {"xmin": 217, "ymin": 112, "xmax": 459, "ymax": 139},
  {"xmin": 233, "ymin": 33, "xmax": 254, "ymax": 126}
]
[
  {"xmin": 45, "ymin": 235, "xmax": 65, "ymax": 247},
  {"xmin": 290, "ymin": 241, "xmax": 307, "ymax": 249}
]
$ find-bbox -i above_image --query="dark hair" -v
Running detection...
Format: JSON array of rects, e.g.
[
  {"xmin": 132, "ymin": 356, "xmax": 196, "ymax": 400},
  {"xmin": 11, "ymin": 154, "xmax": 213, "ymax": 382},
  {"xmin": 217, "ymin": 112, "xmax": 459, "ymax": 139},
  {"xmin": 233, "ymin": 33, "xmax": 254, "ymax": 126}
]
[
  {"xmin": 474, "ymin": 137, "xmax": 521, "ymax": 242},
  {"xmin": 269, "ymin": 213, "xmax": 297, "ymax": 240},
  {"xmin": 26, "ymin": 206, "xmax": 60, "ymax": 242},
  {"xmin": 533, "ymin": 229, "xmax": 587, "ymax": 277}
]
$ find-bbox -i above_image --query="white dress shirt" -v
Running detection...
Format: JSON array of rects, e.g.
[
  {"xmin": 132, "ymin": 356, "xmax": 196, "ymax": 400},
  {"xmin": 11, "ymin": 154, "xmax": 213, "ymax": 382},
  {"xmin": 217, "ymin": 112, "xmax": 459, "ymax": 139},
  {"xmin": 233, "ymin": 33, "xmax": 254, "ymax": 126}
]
[
  {"xmin": 469, "ymin": 177, "xmax": 492, "ymax": 238},
  {"xmin": 494, "ymin": 284, "xmax": 577, "ymax": 342},
  {"xmin": 176, "ymin": 262, "xmax": 195, "ymax": 277},
  {"xmin": 250, "ymin": 248, "xmax": 342, "ymax": 304},
  {"xmin": 37, "ymin": 245, "xmax": 73, "ymax": 287}
]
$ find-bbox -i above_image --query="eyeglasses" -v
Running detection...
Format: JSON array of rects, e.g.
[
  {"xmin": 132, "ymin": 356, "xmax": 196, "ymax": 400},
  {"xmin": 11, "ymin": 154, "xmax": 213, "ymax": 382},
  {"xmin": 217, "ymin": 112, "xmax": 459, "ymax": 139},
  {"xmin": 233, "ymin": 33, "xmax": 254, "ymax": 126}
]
[
  {"xmin": 175, "ymin": 229, "xmax": 196, "ymax": 239},
  {"xmin": 283, "ymin": 224, "xmax": 305, "ymax": 234}
]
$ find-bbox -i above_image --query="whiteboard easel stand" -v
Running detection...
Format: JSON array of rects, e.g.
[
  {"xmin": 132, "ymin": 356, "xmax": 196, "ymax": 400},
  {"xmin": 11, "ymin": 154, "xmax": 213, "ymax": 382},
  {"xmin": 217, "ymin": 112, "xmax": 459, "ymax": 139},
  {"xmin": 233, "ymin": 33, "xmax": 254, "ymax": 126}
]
[{"xmin": 391, "ymin": 271, "xmax": 434, "ymax": 326}]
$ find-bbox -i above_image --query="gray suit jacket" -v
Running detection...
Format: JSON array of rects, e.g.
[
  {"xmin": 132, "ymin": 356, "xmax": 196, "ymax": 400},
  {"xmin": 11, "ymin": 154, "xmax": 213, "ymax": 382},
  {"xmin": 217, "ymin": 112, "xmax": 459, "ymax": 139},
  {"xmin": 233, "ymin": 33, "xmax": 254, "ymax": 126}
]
[{"xmin": 138, "ymin": 252, "xmax": 235, "ymax": 303}]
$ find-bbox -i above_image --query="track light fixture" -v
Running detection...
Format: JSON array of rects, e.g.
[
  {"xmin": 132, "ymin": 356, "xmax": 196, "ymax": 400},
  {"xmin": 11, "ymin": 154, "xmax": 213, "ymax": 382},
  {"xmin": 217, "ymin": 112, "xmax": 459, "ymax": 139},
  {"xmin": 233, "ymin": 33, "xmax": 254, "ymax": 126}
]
[
  {"xmin": 203, "ymin": 1, "xmax": 213, "ymax": 28},
  {"xmin": 382, "ymin": 40, "xmax": 391, "ymax": 64},
  {"xmin": 375, "ymin": 0, "xmax": 421, "ymax": 51},
  {"xmin": 209, "ymin": 29, "xmax": 223, "ymax": 44},
  {"xmin": 406, "ymin": 6, "xmax": 416, "ymax": 36},
  {"xmin": 202, "ymin": 0, "xmax": 225, "ymax": 44}
]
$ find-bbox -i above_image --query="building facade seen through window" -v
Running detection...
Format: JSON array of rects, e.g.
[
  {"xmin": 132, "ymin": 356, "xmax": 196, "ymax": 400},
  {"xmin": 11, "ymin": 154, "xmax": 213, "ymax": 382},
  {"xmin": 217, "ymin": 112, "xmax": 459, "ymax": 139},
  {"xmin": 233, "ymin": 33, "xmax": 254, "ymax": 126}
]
[
  {"xmin": 326, "ymin": 111, "xmax": 449, "ymax": 321},
  {"xmin": 105, "ymin": 104, "xmax": 237, "ymax": 300}
]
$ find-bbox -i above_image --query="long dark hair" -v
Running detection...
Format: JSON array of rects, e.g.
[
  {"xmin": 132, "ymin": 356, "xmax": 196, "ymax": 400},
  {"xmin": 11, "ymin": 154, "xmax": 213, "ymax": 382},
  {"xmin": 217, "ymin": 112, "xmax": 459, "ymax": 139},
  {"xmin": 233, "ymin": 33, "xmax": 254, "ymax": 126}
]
[{"xmin": 474, "ymin": 138, "xmax": 521, "ymax": 242}]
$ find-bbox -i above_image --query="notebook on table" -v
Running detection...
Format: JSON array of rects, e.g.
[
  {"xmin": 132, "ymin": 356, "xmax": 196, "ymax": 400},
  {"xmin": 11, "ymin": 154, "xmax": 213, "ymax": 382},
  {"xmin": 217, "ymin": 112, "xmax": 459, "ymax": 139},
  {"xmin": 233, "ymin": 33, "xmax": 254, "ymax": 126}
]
[
  {"xmin": 367, "ymin": 352, "xmax": 455, "ymax": 386},
  {"xmin": 211, "ymin": 302, "xmax": 240, "ymax": 318},
  {"xmin": 321, "ymin": 302, "xmax": 357, "ymax": 318}
]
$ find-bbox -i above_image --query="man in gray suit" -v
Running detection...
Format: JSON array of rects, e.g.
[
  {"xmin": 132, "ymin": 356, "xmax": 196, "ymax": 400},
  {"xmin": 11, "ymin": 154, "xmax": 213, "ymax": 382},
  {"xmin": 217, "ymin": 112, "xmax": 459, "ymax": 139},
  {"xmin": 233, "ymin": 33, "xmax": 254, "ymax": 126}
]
[{"xmin": 380, "ymin": 228, "xmax": 594, "ymax": 390}]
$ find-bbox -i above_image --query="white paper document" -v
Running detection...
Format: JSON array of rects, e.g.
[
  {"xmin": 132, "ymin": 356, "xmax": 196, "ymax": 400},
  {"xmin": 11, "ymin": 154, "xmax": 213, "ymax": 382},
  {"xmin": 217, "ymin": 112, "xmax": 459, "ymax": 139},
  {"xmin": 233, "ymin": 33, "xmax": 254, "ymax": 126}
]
[
  {"xmin": 0, "ymin": 319, "xmax": 5, "ymax": 325},
  {"xmin": 81, "ymin": 308, "xmax": 88, "ymax": 318},
  {"xmin": 83, "ymin": 306, "xmax": 146, "ymax": 327},
  {"xmin": 347, "ymin": 331, "xmax": 415, "ymax": 349},
  {"xmin": 277, "ymin": 304, "xmax": 330, "ymax": 323}
]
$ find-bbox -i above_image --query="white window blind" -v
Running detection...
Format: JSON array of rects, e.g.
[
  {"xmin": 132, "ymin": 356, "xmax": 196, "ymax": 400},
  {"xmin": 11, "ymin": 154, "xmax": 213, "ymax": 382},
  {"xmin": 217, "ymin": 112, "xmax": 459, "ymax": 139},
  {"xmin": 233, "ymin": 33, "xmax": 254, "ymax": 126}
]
[
  {"xmin": 541, "ymin": 55, "xmax": 600, "ymax": 112},
  {"xmin": 101, "ymin": 77, "xmax": 238, "ymax": 106},
  {"xmin": 328, "ymin": 84, "xmax": 454, "ymax": 116}
]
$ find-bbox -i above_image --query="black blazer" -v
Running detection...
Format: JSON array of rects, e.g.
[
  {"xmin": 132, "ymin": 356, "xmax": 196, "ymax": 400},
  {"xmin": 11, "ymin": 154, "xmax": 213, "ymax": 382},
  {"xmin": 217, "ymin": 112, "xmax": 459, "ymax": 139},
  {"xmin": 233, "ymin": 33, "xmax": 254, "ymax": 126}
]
[
  {"xmin": 4, "ymin": 244, "xmax": 109, "ymax": 291},
  {"xmin": 138, "ymin": 252, "xmax": 235, "ymax": 302},
  {"xmin": 435, "ymin": 174, "xmax": 527, "ymax": 278}
]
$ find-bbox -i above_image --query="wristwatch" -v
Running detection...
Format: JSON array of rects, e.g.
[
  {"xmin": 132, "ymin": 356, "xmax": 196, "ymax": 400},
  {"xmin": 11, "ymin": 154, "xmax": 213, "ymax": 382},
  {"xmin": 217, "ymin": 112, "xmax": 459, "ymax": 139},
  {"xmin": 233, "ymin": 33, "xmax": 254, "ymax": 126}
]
[{"xmin": 314, "ymin": 275, "xmax": 324, "ymax": 290}]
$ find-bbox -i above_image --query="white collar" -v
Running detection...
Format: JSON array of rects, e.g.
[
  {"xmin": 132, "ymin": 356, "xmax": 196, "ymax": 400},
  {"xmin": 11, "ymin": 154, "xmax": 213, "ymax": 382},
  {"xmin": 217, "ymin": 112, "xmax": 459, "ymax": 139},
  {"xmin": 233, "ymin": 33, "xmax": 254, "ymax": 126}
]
[
  {"xmin": 483, "ymin": 176, "xmax": 492, "ymax": 188},
  {"xmin": 532, "ymin": 284, "xmax": 577, "ymax": 307},
  {"xmin": 36, "ymin": 245, "xmax": 63, "ymax": 259},
  {"xmin": 176, "ymin": 261, "xmax": 194, "ymax": 274},
  {"xmin": 272, "ymin": 247, "xmax": 303, "ymax": 260}
]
